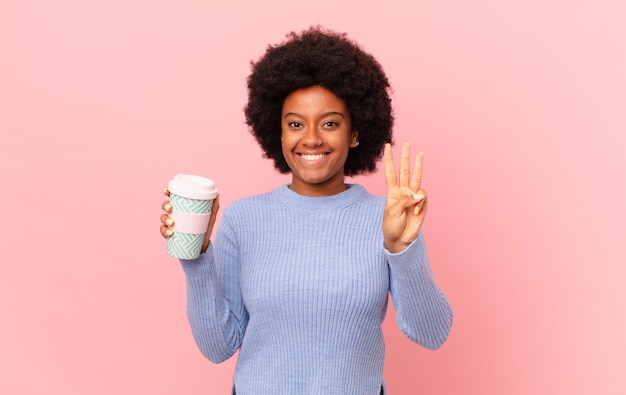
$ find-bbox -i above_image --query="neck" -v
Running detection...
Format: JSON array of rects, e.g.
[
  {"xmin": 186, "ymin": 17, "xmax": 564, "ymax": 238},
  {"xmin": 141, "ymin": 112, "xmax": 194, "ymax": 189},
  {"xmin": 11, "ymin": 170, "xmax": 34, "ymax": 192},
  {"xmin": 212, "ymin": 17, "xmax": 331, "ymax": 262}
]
[{"xmin": 288, "ymin": 179, "xmax": 349, "ymax": 197}]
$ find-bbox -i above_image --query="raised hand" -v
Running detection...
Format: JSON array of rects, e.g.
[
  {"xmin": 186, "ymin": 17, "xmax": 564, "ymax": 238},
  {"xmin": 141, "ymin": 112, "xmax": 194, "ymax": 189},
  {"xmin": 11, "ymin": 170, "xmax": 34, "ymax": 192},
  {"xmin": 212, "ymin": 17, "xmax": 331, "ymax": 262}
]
[{"xmin": 383, "ymin": 143, "xmax": 428, "ymax": 253}]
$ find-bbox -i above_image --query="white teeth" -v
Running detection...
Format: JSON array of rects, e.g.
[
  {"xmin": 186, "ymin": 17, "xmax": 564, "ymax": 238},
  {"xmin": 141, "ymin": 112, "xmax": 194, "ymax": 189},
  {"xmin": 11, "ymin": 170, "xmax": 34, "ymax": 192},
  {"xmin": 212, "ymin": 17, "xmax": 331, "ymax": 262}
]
[{"xmin": 301, "ymin": 154, "xmax": 325, "ymax": 161}]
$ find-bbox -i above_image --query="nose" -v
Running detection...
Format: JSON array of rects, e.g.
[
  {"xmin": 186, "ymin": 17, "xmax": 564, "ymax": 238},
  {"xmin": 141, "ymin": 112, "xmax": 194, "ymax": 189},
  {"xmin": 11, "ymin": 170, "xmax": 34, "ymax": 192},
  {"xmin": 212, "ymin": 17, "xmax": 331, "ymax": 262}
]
[{"xmin": 302, "ymin": 127, "xmax": 322, "ymax": 147}]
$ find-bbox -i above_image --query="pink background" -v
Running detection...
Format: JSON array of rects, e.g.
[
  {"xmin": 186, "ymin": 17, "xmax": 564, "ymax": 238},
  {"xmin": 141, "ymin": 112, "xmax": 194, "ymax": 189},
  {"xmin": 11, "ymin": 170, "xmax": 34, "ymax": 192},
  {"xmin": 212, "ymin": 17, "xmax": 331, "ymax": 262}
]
[{"xmin": 1, "ymin": 1, "xmax": 625, "ymax": 394}]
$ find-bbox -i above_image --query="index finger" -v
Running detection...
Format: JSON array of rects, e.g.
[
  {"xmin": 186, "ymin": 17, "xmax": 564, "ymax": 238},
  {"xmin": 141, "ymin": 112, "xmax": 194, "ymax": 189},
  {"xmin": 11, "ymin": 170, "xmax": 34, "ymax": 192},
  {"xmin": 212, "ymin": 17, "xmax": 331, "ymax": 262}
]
[
  {"xmin": 383, "ymin": 143, "xmax": 397, "ymax": 188},
  {"xmin": 409, "ymin": 151, "xmax": 424, "ymax": 191}
]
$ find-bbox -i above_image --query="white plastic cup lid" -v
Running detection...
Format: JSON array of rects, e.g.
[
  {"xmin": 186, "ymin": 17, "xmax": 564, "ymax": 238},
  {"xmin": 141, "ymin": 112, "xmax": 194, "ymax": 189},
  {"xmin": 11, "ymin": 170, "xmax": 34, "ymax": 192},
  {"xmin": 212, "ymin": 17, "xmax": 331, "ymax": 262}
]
[{"xmin": 167, "ymin": 174, "xmax": 218, "ymax": 200}]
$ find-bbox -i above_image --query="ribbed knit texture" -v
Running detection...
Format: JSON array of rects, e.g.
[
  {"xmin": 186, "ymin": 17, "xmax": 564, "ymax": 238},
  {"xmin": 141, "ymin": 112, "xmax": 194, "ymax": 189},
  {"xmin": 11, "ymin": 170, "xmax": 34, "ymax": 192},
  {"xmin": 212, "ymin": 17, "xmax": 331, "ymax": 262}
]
[{"xmin": 180, "ymin": 184, "xmax": 453, "ymax": 394}]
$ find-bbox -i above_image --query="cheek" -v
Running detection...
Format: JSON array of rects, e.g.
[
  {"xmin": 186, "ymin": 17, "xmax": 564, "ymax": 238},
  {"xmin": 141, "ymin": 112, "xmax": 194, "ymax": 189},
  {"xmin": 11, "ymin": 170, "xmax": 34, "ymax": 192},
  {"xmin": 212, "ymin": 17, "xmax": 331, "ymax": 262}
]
[
  {"xmin": 280, "ymin": 135, "xmax": 295, "ymax": 158},
  {"xmin": 281, "ymin": 131, "xmax": 298, "ymax": 148}
]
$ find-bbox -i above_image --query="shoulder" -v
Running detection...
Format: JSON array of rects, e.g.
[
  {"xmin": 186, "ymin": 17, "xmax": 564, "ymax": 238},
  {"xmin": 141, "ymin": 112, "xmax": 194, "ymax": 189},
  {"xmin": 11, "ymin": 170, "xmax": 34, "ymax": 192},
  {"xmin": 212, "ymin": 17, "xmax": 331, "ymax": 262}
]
[
  {"xmin": 351, "ymin": 184, "xmax": 386, "ymax": 208},
  {"xmin": 222, "ymin": 186, "xmax": 284, "ymax": 217},
  {"xmin": 223, "ymin": 183, "xmax": 385, "ymax": 216}
]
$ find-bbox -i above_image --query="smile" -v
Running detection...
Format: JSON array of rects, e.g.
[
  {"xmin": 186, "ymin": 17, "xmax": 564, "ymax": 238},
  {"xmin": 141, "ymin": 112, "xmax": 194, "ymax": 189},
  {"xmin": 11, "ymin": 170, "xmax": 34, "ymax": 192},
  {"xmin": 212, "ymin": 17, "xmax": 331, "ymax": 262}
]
[{"xmin": 300, "ymin": 153, "xmax": 327, "ymax": 161}]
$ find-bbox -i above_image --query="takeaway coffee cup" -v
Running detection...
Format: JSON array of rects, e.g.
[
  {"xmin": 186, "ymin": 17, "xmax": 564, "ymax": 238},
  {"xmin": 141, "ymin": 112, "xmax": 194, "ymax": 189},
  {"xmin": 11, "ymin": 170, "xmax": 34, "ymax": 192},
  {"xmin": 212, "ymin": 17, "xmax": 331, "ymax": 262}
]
[{"xmin": 166, "ymin": 174, "xmax": 218, "ymax": 260}]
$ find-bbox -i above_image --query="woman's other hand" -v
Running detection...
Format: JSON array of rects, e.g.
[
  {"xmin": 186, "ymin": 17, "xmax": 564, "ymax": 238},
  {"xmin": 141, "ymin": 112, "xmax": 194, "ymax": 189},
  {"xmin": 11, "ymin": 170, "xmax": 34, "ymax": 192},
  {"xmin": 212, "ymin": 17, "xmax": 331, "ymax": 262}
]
[{"xmin": 382, "ymin": 143, "xmax": 428, "ymax": 253}]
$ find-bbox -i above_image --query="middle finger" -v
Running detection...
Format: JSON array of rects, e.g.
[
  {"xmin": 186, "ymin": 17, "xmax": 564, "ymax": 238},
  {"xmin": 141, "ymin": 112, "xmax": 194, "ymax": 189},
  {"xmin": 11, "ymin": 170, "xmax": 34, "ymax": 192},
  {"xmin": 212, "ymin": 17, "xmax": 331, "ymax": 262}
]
[
  {"xmin": 160, "ymin": 213, "xmax": 173, "ymax": 226},
  {"xmin": 399, "ymin": 142, "xmax": 411, "ymax": 187}
]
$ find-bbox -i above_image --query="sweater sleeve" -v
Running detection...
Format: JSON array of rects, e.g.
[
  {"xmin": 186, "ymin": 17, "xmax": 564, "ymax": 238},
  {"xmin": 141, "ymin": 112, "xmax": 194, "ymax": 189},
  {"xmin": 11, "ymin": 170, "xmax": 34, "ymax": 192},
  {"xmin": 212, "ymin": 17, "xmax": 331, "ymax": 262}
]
[
  {"xmin": 386, "ymin": 231, "xmax": 453, "ymax": 350},
  {"xmin": 179, "ymin": 214, "xmax": 248, "ymax": 363}
]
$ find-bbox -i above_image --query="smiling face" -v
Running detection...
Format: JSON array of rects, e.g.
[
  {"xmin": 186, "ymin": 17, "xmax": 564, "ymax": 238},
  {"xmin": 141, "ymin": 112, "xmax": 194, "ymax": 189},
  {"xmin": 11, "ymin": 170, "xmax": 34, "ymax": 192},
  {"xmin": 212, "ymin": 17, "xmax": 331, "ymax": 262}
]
[{"xmin": 281, "ymin": 86, "xmax": 359, "ymax": 197}]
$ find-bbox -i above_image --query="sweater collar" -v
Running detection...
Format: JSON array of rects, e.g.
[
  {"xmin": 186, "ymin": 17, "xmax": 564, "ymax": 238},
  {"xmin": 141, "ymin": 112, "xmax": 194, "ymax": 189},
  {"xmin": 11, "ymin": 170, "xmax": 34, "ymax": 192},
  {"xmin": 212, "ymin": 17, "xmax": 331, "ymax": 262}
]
[{"xmin": 274, "ymin": 184, "xmax": 367, "ymax": 211}]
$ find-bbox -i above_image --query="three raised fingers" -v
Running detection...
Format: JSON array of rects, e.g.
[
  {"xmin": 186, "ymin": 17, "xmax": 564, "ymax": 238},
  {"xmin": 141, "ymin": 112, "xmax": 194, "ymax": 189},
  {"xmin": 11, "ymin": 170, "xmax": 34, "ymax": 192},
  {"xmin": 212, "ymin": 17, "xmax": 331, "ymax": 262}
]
[{"xmin": 383, "ymin": 142, "xmax": 424, "ymax": 192}]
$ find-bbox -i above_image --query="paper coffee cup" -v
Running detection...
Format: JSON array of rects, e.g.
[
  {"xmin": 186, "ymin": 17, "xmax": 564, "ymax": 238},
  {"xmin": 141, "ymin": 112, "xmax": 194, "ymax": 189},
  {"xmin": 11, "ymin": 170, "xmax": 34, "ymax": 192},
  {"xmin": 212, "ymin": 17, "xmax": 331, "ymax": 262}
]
[{"xmin": 166, "ymin": 174, "xmax": 218, "ymax": 260}]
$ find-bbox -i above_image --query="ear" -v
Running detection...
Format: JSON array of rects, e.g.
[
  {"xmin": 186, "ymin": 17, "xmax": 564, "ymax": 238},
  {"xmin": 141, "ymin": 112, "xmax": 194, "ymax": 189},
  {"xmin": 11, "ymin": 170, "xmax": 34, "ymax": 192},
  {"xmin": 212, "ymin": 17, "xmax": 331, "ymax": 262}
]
[{"xmin": 350, "ymin": 130, "xmax": 359, "ymax": 147}]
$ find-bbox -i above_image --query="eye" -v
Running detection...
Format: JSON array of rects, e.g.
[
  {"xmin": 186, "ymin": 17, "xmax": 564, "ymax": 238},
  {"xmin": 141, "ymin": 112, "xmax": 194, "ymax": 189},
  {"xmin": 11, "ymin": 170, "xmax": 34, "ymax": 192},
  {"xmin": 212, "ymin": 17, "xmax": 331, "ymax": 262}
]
[
  {"xmin": 287, "ymin": 121, "xmax": 302, "ymax": 128},
  {"xmin": 322, "ymin": 121, "xmax": 339, "ymax": 128}
]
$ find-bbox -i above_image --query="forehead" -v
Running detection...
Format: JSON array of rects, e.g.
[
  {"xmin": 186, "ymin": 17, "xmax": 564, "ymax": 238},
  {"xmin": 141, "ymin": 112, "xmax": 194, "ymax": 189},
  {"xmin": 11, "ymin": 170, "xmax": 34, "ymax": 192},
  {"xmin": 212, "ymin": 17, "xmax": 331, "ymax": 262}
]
[{"xmin": 282, "ymin": 86, "xmax": 348, "ymax": 115}]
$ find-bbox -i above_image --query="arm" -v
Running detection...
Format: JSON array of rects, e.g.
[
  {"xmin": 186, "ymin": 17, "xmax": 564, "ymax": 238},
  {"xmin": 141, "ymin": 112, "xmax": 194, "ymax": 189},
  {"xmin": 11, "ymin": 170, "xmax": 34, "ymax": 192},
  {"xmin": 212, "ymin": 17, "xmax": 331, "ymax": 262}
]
[
  {"xmin": 382, "ymin": 143, "xmax": 453, "ymax": 348},
  {"xmin": 180, "ymin": 216, "xmax": 248, "ymax": 362},
  {"xmin": 386, "ymin": 232, "xmax": 453, "ymax": 349},
  {"xmin": 161, "ymin": 193, "xmax": 248, "ymax": 363}
]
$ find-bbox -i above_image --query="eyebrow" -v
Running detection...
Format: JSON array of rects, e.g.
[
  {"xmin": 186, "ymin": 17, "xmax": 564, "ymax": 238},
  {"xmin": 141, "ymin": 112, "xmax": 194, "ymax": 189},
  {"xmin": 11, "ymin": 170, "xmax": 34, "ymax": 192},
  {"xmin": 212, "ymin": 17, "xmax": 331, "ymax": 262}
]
[{"xmin": 283, "ymin": 111, "xmax": 346, "ymax": 119}]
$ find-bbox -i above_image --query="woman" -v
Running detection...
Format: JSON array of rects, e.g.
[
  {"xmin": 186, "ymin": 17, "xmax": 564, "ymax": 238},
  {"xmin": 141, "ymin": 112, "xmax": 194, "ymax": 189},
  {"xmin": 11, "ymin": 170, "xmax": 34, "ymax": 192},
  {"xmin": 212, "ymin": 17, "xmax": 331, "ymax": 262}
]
[{"xmin": 160, "ymin": 26, "xmax": 452, "ymax": 394}]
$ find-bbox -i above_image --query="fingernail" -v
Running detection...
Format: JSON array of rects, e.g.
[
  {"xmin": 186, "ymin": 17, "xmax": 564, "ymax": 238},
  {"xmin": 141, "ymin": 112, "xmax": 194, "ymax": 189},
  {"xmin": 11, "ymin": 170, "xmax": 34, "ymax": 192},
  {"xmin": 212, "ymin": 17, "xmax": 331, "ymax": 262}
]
[
  {"xmin": 164, "ymin": 203, "xmax": 172, "ymax": 211},
  {"xmin": 413, "ymin": 193, "xmax": 424, "ymax": 200},
  {"xmin": 166, "ymin": 229, "xmax": 174, "ymax": 236},
  {"xmin": 414, "ymin": 206, "xmax": 421, "ymax": 215},
  {"xmin": 166, "ymin": 218, "xmax": 174, "ymax": 226}
]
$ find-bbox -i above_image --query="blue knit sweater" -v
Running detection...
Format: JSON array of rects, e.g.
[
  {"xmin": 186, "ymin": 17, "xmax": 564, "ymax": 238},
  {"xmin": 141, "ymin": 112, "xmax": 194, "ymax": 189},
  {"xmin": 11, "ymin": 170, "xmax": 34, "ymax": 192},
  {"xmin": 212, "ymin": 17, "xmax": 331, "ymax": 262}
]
[{"xmin": 180, "ymin": 184, "xmax": 453, "ymax": 394}]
